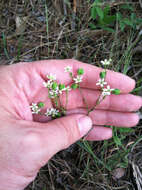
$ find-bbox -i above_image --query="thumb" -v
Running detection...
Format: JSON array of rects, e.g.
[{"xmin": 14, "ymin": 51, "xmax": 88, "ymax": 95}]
[{"xmin": 40, "ymin": 114, "xmax": 92, "ymax": 158}]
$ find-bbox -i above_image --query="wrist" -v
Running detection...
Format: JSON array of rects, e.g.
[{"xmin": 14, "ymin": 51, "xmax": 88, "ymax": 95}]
[{"xmin": 0, "ymin": 168, "xmax": 36, "ymax": 190}]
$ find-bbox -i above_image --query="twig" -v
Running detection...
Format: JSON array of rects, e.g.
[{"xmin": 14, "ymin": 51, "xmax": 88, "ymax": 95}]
[
  {"xmin": 103, "ymin": 1, "xmax": 139, "ymax": 8},
  {"xmin": 139, "ymin": 0, "xmax": 142, "ymax": 9},
  {"xmin": 52, "ymin": 29, "xmax": 63, "ymax": 57},
  {"xmin": 73, "ymin": 0, "xmax": 77, "ymax": 13},
  {"xmin": 63, "ymin": 0, "xmax": 67, "ymax": 16},
  {"xmin": 30, "ymin": 0, "xmax": 34, "ymax": 9}
]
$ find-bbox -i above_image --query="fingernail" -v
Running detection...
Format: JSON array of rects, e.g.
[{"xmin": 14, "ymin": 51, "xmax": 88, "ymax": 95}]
[{"xmin": 78, "ymin": 116, "xmax": 92, "ymax": 136}]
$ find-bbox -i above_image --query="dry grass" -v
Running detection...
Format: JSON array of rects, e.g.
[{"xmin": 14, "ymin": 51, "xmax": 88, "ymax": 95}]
[{"xmin": 0, "ymin": 0, "xmax": 142, "ymax": 189}]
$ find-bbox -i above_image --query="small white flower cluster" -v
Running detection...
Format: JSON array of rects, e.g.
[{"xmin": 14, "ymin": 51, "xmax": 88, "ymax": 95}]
[
  {"xmin": 48, "ymin": 88, "xmax": 59, "ymax": 98},
  {"xmin": 96, "ymin": 78, "xmax": 107, "ymax": 88},
  {"xmin": 30, "ymin": 61, "xmax": 120, "ymax": 120},
  {"xmin": 43, "ymin": 73, "xmax": 71, "ymax": 98},
  {"xmin": 97, "ymin": 79, "xmax": 114, "ymax": 97},
  {"xmin": 96, "ymin": 59, "xmax": 114, "ymax": 97},
  {"xmin": 43, "ymin": 73, "xmax": 56, "ymax": 89},
  {"xmin": 45, "ymin": 108, "xmax": 59, "ymax": 117},
  {"xmin": 30, "ymin": 103, "xmax": 41, "ymax": 114},
  {"xmin": 64, "ymin": 66, "xmax": 72, "ymax": 73},
  {"xmin": 73, "ymin": 75, "xmax": 83, "ymax": 83},
  {"xmin": 102, "ymin": 85, "xmax": 114, "ymax": 96},
  {"xmin": 65, "ymin": 66, "xmax": 83, "ymax": 84},
  {"xmin": 47, "ymin": 73, "xmax": 56, "ymax": 81},
  {"xmin": 43, "ymin": 80, "xmax": 52, "ymax": 88},
  {"xmin": 101, "ymin": 58, "xmax": 112, "ymax": 66},
  {"xmin": 31, "ymin": 66, "xmax": 85, "ymax": 119}
]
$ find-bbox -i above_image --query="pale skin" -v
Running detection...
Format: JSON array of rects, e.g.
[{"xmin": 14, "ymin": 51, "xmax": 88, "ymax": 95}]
[{"xmin": 0, "ymin": 59, "xmax": 141, "ymax": 190}]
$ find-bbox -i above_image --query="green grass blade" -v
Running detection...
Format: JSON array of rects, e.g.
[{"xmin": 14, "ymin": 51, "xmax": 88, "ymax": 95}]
[{"xmin": 2, "ymin": 32, "xmax": 10, "ymax": 59}]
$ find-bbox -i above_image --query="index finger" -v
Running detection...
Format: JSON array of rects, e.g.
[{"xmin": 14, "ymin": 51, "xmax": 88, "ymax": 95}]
[{"xmin": 34, "ymin": 59, "xmax": 135, "ymax": 93}]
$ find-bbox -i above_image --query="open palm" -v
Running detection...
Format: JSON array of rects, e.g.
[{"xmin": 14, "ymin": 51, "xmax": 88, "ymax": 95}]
[{"xmin": 0, "ymin": 59, "xmax": 141, "ymax": 190}]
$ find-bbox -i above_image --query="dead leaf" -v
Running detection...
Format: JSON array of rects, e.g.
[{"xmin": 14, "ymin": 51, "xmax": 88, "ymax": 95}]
[
  {"xmin": 15, "ymin": 15, "xmax": 28, "ymax": 34},
  {"xmin": 112, "ymin": 168, "xmax": 125, "ymax": 180}
]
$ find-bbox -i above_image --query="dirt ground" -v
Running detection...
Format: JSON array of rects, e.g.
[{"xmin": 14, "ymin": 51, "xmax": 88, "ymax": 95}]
[{"xmin": 0, "ymin": 0, "xmax": 142, "ymax": 190}]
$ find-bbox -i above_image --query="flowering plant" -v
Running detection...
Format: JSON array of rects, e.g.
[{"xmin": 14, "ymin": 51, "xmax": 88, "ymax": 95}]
[{"xmin": 30, "ymin": 59, "xmax": 121, "ymax": 120}]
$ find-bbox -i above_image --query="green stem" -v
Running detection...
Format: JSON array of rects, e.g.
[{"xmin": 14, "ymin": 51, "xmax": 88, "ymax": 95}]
[
  {"xmin": 65, "ymin": 90, "xmax": 68, "ymax": 110},
  {"xmin": 54, "ymin": 96, "xmax": 59, "ymax": 108},
  {"xmin": 87, "ymin": 68, "xmax": 107, "ymax": 115},
  {"xmin": 58, "ymin": 96, "xmax": 66, "ymax": 115},
  {"xmin": 87, "ymin": 93, "xmax": 105, "ymax": 115},
  {"xmin": 78, "ymin": 84, "xmax": 89, "ymax": 112}
]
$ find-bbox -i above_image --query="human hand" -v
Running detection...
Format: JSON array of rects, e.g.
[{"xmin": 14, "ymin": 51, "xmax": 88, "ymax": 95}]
[{"xmin": 0, "ymin": 59, "xmax": 141, "ymax": 190}]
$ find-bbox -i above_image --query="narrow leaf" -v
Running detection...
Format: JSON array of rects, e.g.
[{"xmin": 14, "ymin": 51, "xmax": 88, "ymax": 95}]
[{"xmin": 96, "ymin": 6, "xmax": 104, "ymax": 20}]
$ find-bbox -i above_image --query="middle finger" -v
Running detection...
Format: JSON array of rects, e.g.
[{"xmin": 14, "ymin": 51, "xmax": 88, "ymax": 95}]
[{"xmin": 61, "ymin": 88, "xmax": 142, "ymax": 112}]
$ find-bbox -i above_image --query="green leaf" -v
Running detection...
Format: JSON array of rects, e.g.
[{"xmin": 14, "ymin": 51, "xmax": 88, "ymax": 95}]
[
  {"xmin": 116, "ymin": 12, "xmax": 122, "ymax": 21},
  {"xmin": 37, "ymin": 102, "xmax": 45, "ymax": 108},
  {"xmin": 96, "ymin": 6, "xmax": 104, "ymax": 20},
  {"xmin": 112, "ymin": 89, "xmax": 121, "ymax": 95},
  {"xmin": 59, "ymin": 84, "xmax": 65, "ymax": 90},
  {"xmin": 103, "ymin": 15, "xmax": 116, "ymax": 25},
  {"xmin": 132, "ymin": 86, "xmax": 142, "ymax": 93},
  {"xmin": 88, "ymin": 23, "xmax": 96, "ymax": 29},
  {"xmin": 100, "ymin": 26, "xmax": 115, "ymax": 32},
  {"xmin": 118, "ymin": 128, "xmax": 134, "ymax": 133},
  {"xmin": 119, "ymin": 21, "xmax": 125, "ymax": 31},
  {"xmin": 52, "ymin": 82, "xmax": 58, "ymax": 90},
  {"xmin": 77, "ymin": 68, "xmax": 84, "ymax": 75},
  {"xmin": 113, "ymin": 136, "xmax": 122, "ymax": 146},
  {"xmin": 103, "ymin": 6, "xmax": 110, "ymax": 16},
  {"xmin": 56, "ymin": 112, "xmax": 62, "ymax": 118},
  {"xmin": 123, "ymin": 18, "xmax": 133, "ymax": 27},
  {"xmin": 92, "ymin": 0, "xmax": 101, "ymax": 6},
  {"xmin": 117, "ymin": 162, "xmax": 128, "ymax": 168},
  {"xmin": 131, "ymin": 13, "xmax": 136, "ymax": 21},
  {"xmin": 120, "ymin": 4, "xmax": 134, "ymax": 11},
  {"xmin": 100, "ymin": 71, "xmax": 106, "ymax": 79},
  {"xmin": 91, "ymin": 6, "xmax": 97, "ymax": 19},
  {"xmin": 135, "ymin": 18, "xmax": 142, "ymax": 25},
  {"xmin": 71, "ymin": 83, "xmax": 78, "ymax": 89}
]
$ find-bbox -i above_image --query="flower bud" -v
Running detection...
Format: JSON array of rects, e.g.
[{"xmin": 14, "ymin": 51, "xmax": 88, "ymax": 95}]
[
  {"xmin": 59, "ymin": 84, "xmax": 65, "ymax": 90},
  {"xmin": 100, "ymin": 71, "xmax": 106, "ymax": 79},
  {"xmin": 71, "ymin": 83, "xmax": 78, "ymax": 89},
  {"xmin": 112, "ymin": 89, "xmax": 121, "ymax": 95},
  {"xmin": 56, "ymin": 112, "xmax": 62, "ymax": 118},
  {"xmin": 37, "ymin": 102, "xmax": 45, "ymax": 108},
  {"xmin": 77, "ymin": 68, "xmax": 84, "ymax": 75},
  {"xmin": 52, "ymin": 82, "xmax": 58, "ymax": 90}
]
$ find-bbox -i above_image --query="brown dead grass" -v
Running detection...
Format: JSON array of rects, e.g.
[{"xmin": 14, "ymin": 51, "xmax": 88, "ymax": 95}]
[{"xmin": 0, "ymin": 0, "xmax": 142, "ymax": 190}]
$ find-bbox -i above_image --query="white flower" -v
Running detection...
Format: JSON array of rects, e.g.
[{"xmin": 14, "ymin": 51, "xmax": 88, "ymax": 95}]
[
  {"xmin": 49, "ymin": 88, "xmax": 59, "ymax": 98},
  {"xmin": 101, "ymin": 59, "xmax": 112, "ymax": 66},
  {"xmin": 64, "ymin": 66, "xmax": 72, "ymax": 73},
  {"xmin": 48, "ymin": 90, "xmax": 54, "ymax": 98},
  {"xmin": 102, "ymin": 85, "xmax": 114, "ymax": 96},
  {"xmin": 46, "ymin": 73, "xmax": 56, "ymax": 81},
  {"xmin": 45, "ymin": 108, "xmax": 59, "ymax": 117},
  {"xmin": 58, "ymin": 85, "xmax": 71, "ymax": 94},
  {"xmin": 73, "ymin": 75, "xmax": 83, "ymax": 83},
  {"xmin": 43, "ymin": 80, "xmax": 53, "ymax": 88},
  {"xmin": 96, "ymin": 78, "xmax": 107, "ymax": 88},
  {"xmin": 59, "ymin": 87, "xmax": 66, "ymax": 94},
  {"xmin": 102, "ymin": 91, "xmax": 111, "ymax": 96},
  {"xmin": 30, "ymin": 103, "xmax": 41, "ymax": 114},
  {"xmin": 43, "ymin": 81, "xmax": 47, "ymax": 87}
]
